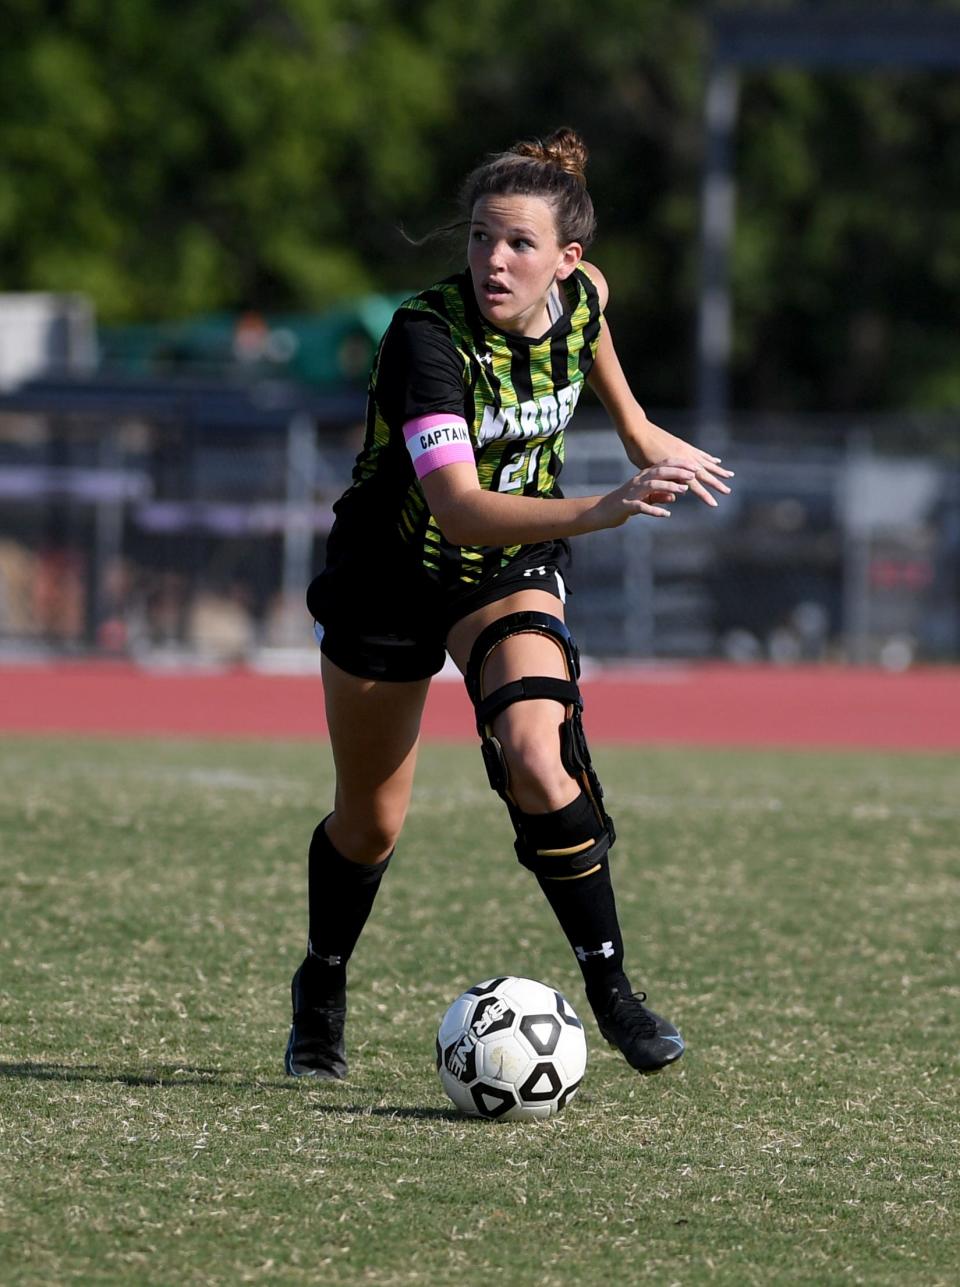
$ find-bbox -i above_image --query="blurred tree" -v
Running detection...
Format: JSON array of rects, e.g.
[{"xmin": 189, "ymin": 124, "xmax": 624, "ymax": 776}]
[
  {"xmin": 0, "ymin": 0, "xmax": 454, "ymax": 317},
  {"xmin": 734, "ymin": 65, "xmax": 960, "ymax": 412},
  {"xmin": 2, "ymin": 0, "xmax": 959, "ymax": 415}
]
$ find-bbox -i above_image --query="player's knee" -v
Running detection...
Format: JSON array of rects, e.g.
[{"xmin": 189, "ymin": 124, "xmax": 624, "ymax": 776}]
[
  {"xmin": 466, "ymin": 611, "xmax": 611, "ymax": 821},
  {"xmin": 495, "ymin": 715, "xmax": 576, "ymax": 813},
  {"xmin": 326, "ymin": 811, "xmax": 401, "ymax": 865}
]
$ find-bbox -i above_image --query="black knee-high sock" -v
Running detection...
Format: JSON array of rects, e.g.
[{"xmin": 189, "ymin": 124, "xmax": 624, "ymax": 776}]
[
  {"xmin": 303, "ymin": 817, "xmax": 391, "ymax": 1004},
  {"xmin": 523, "ymin": 794, "xmax": 630, "ymax": 1008}
]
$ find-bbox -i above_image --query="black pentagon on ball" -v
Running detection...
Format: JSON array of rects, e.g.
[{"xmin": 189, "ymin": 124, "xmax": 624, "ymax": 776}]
[
  {"xmin": 470, "ymin": 994, "xmax": 514, "ymax": 1037},
  {"xmin": 519, "ymin": 1012, "xmax": 562, "ymax": 1056},
  {"xmin": 518, "ymin": 1061, "xmax": 564, "ymax": 1102},
  {"xmin": 465, "ymin": 977, "xmax": 508, "ymax": 997},
  {"xmin": 470, "ymin": 1081, "xmax": 518, "ymax": 1119}
]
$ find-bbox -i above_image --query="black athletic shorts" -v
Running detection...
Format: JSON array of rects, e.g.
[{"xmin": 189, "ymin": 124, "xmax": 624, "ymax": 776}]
[{"xmin": 308, "ymin": 538, "xmax": 572, "ymax": 682}]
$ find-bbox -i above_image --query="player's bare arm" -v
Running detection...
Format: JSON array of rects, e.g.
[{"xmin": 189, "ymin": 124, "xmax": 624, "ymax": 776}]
[
  {"xmin": 420, "ymin": 458, "xmax": 695, "ymax": 547},
  {"xmin": 582, "ymin": 262, "xmax": 734, "ymax": 508}
]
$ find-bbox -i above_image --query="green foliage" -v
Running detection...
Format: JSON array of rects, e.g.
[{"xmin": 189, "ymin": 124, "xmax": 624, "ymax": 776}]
[
  {"xmin": 0, "ymin": 737, "xmax": 957, "ymax": 1284},
  {"xmin": 0, "ymin": 1, "xmax": 453, "ymax": 317},
  {"xmin": 735, "ymin": 67, "xmax": 960, "ymax": 411},
  {"xmin": 2, "ymin": 3, "xmax": 960, "ymax": 412}
]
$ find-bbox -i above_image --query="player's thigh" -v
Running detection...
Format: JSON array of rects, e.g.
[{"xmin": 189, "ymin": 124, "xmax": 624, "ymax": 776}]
[
  {"xmin": 321, "ymin": 653, "xmax": 431, "ymax": 858},
  {"xmin": 445, "ymin": 588, "xmax": 568, "ymax": 677},
  {"xmin": 447, "ymin": 590, "xmax": 576, "ymax": 808}
]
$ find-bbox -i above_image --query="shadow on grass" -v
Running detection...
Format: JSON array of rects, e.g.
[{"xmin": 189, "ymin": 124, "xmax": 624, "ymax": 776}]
[
  {"xmin": 0, "ymin": 1060, "xmax": 243, "ymax": 1087},
  {"xmin": 0, "ymin": 1061, "xmax": 460, "ymax": 1118}
]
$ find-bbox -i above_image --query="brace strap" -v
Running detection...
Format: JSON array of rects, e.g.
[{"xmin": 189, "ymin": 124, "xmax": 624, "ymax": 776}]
[
  {"xmin": 466, "ymin": 610, "xmax": 580, "ymax": 713},
  {"xmin": 474, "ymin": 676, "xmax": 581, "ymax": 731}
]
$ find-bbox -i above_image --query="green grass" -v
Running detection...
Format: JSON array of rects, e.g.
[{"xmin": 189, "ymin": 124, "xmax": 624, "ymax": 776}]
[{"xmin": 0, "ymin": 736, "xmax": 957, "ymax": 1285}]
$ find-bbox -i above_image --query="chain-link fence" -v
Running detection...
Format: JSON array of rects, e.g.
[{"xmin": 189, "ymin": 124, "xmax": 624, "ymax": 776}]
[
  {"xmin": 1, "ymin": 386, "xmax": 956, "ymax": 667},
  {"xmin": 562, "ymin": 425, "xmax": 958, "ymax": 667}
]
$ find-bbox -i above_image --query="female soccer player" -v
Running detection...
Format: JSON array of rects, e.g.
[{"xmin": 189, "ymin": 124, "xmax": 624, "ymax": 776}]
[{"xmin": 286, "ymin": 128, "xmax": 732, "ymax": 1080}]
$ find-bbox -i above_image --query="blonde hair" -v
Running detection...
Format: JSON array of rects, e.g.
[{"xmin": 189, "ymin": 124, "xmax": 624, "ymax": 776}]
[{"xmin": 461, "ymin": 127, "xmax": 596, "ymax": 248}]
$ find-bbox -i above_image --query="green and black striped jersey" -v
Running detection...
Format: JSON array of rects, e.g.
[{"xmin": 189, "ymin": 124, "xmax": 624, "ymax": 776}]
[{"xmin": 330, "ymin": 265, "xmax": 603, "ymax": 594}]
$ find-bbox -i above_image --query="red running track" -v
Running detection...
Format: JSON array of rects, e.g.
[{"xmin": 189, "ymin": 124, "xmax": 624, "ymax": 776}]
[{"xmin": 0, "ymin": 661, "xmax": 957, "ymax": 751}]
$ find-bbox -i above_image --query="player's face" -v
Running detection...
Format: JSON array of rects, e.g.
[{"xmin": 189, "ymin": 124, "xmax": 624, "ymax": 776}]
[{"xmin": 468, "ymin": 194, "xmax": 582, "ymax": 337}]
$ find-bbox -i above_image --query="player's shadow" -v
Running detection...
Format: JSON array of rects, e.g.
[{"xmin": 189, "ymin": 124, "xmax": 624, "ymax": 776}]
[
  {"xmin": 0, "ymin": 1060, "xmax": 246, "ymax": 1088},
  {"xmin": 0, "ymin": 1061, "xmax": 459, "ymax": 1118}
]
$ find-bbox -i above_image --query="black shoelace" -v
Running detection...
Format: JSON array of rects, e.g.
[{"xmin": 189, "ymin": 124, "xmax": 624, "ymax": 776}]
[{"xmin": 607, "ymin": 990, "xmax": 658, "ymax": 1039}]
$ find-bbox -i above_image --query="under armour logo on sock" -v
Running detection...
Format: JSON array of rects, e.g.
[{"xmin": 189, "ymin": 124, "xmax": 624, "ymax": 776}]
[{"xmin": 575, "ymin": 942, "xmax": 615, "ymax": 962}]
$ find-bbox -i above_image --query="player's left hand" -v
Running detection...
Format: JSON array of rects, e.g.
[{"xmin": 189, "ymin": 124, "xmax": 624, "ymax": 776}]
[{"xmin": 626, "ymin": 423, "xmax": 734, "ymax": 508}]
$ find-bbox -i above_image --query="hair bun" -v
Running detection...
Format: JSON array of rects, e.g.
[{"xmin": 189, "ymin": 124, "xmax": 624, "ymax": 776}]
[{"xmin": 513, "ymin": 127, "xmax": 588, "ymax": 187}]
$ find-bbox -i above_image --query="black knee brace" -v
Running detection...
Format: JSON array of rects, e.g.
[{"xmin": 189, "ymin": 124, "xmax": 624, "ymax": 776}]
[{"xmin": 465, "ymin": 611, "xmax": 615, "ymax": 876}]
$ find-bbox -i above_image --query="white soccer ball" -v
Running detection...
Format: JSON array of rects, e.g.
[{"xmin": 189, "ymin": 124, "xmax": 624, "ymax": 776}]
[{"xmin": 436, "ymin": 976, "xmax": 587, "ymax": 1121}]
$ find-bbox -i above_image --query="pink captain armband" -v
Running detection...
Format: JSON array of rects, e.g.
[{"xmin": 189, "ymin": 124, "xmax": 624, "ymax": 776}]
[{"xmin": 403, "ymin": 413, "xmax": 474, "ymax": 480}]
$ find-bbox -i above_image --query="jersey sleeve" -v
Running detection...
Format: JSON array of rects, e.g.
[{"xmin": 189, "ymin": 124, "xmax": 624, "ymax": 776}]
[
  {"xmin": 374, "ymin": 309, "xmax": 468, "ymax": 425},
  {"xmin": 374, "ymin": 308, "xmax": 475, "ymax": 480}
]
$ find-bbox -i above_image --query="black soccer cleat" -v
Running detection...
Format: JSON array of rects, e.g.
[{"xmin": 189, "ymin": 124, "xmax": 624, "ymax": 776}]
[
  {"xmin": 593, "ymin": 987, "xmax": 685, "ymax": 1075},
  {"xmin": 285, "ymin": 961, "xmax": 348, "ymax": 1080}
]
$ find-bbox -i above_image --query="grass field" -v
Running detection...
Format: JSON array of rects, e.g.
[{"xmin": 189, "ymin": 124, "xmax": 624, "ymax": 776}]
[{"xmin": 1, "ymin": 736, "xmax": 957, "ymax": 1285}]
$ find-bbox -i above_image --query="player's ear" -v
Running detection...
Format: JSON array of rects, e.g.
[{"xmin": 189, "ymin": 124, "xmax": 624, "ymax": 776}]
[{"xmin": 555, "ymin": 242, "xmax": 583, "ymax": 281}]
